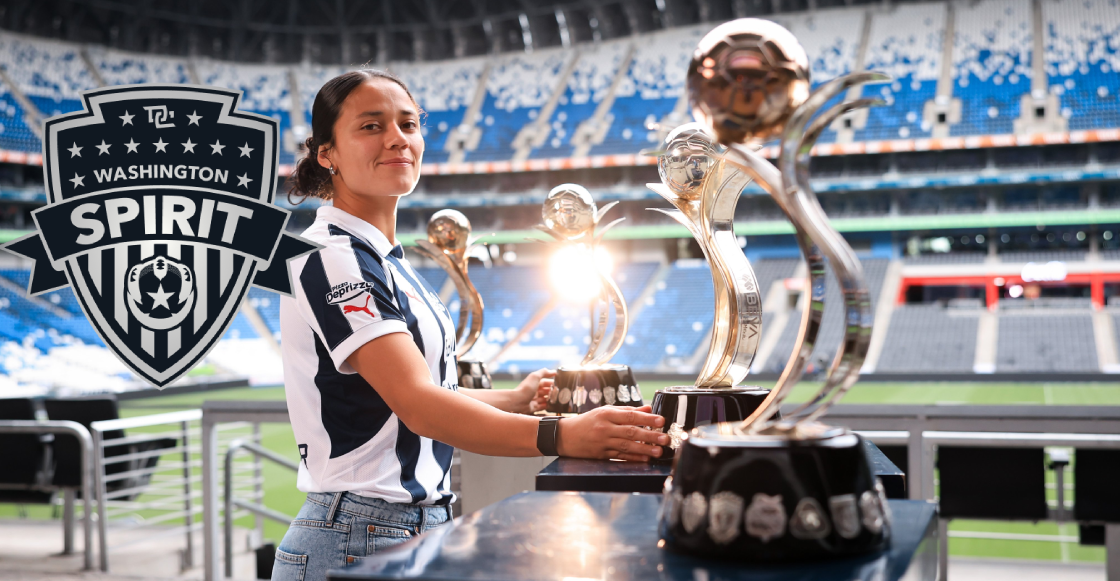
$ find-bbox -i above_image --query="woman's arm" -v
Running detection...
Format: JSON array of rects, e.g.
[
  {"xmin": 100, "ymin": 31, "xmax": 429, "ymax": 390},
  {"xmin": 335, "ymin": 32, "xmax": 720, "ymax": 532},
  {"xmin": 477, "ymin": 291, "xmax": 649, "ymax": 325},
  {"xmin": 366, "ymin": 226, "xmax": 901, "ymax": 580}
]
[
  {"xmin": 458, "ymin": 368, "xmax": 554, "ymax": 414},
  {"xmin": 347, "ymin": 333, "xmax": 669, "ymax": 460}
]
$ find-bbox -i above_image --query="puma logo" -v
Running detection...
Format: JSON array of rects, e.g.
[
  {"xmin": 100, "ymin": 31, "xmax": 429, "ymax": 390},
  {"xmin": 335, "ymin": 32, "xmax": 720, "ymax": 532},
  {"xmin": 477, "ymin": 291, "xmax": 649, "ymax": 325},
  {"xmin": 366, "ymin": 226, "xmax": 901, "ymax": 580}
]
[{"xmin": 342, "ymin": 295, "xmax": 376, "ymax": 318}]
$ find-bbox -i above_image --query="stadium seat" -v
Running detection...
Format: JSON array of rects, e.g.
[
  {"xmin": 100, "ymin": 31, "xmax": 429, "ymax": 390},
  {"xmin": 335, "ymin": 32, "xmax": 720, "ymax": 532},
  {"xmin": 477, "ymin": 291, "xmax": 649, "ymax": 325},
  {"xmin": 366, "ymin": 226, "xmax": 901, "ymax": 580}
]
[
  {"xmin": 1073, "ymin": 449, "xmax": 1120, "ymax": 522},
  {"xmin": 937, "ymin": 447, "xmax": 1048, "ymax": 520},
  {"xmin": 0, "ymin": 398, "xmax": 53, "ymax": 504},
  {"xmin": 44, "ymin": 396, "xmax": 176, "ymax": 501}
]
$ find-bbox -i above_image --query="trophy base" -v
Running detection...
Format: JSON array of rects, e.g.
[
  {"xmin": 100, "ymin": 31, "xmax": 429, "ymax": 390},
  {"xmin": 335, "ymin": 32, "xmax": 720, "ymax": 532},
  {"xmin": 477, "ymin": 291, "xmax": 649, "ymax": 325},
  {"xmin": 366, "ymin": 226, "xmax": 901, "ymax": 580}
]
[
  {"xmin": 545, "ymin": 364, "xmax": 642, "ymax": 414},
  {"xmin": 457, "ymin": 359, "xmax": 492, "ymax": 389},
  {"xmin": 659, "ymin": 425, "xmax": 890, "ymax": 563},
  {"xmin": 650, "ymin": 387, "xmax": 771, "ymax": 461}
]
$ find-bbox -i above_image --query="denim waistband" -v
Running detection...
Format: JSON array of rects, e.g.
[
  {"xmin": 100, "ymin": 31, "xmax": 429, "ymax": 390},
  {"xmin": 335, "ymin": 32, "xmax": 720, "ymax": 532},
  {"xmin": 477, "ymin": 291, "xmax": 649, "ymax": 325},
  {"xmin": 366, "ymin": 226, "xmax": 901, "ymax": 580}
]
[{"xmin": 306, "ymin": 491, "xmax": 452, "ymax": 527}]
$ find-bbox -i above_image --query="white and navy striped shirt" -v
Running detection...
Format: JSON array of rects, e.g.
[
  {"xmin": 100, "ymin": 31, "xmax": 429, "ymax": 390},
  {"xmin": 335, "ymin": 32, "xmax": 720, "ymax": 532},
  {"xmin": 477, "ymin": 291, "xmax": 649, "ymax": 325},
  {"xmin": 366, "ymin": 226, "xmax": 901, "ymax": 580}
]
[{"xmin": 281, "ymin": 206, "xmax": 458, "ymax": 506}]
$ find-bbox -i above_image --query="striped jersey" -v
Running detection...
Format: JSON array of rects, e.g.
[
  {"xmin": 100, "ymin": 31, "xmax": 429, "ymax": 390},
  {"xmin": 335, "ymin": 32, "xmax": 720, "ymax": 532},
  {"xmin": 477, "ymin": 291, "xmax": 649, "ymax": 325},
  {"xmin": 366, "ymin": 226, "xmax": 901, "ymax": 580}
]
[{"xmin": 280, "ymin": 205, "xmax": 458, "ymax": 506}]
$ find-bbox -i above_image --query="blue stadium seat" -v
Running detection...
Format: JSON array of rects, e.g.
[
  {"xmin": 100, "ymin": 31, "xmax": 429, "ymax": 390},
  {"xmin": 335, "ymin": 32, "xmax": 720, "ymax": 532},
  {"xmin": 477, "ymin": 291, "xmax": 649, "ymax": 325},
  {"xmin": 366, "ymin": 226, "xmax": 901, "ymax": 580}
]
[
  {"xmin": 1043, "ymin": 0, "xmax": 1120, "ymax": 130},
  {"xmin": 951, "ymin": 0, "xmax": 1033, "ymax": 137}
]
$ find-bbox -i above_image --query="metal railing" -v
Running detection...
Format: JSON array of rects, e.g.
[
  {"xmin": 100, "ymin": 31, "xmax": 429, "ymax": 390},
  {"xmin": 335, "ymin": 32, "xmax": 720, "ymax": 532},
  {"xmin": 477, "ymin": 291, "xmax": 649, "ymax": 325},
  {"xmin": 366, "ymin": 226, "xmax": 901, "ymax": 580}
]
[
  {"xmin": 201, "ymin": 400, "xmax": 292, "ymax": 581},
  {"xmin": 223, "ymin": 439, "xmax": 298, "ymax": 578},
  {"xmin": 0, "ymin": 420, "xmax": 98, "ymax": 571}
]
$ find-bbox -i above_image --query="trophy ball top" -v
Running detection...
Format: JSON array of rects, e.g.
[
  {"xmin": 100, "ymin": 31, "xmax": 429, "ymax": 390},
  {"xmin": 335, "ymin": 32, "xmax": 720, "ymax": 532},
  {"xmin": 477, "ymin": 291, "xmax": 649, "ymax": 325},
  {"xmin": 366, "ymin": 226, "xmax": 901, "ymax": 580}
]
[
  {"xmin": 687, "ymin": 18, "xmax": 811, "ymax": 146},
  {"xmin": 658, "ymin": 122, "xmax": 724, "ymax": 199},
  {"xmin": 427, "ymin": 209, "xmax": 472, "ymax": 253},
  {"xmin": 543, "ymin": 184, "xmax": 598, "ymax": 239}
]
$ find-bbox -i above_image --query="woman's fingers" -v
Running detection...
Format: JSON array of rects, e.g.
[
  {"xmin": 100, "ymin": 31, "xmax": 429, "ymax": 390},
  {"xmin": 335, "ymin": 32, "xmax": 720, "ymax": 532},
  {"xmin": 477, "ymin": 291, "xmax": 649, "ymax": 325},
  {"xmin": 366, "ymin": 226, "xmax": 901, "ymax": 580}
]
[
  {"xmin": 606, "ymin": 406, "xmax": 665, "ymax": 430},
  {"xmin": 610, "ymin": 423, "xmax": 670, "ymax": 447},
  {"xmin": 604, "ymin": 438, "xmax": 663, "ymax": 460}
]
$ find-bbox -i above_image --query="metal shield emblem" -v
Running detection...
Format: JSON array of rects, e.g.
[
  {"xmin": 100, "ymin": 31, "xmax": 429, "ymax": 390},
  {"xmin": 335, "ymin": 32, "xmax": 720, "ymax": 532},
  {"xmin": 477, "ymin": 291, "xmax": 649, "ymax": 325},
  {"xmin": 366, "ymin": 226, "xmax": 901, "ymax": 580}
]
[
  {"xmin": 859, "ymin": 490, "xmax": 884, "ymax": 534},
  {"xmin": 666, "ymin": 422, "xmax": 687, "ymax": 450},
  {"xmin": 681, "ymin": 492, "xmax": 708, "ymax": 534},
  {"xmin": 829, "ymin": 494, "xmax": 861, "ymax": 539},
  {"xmin": 589, "ymin": 388, "xmax": 602, "ymax": 404},
  {"xmin": 558, "ymin": 388, "xmax": 572, "ymax": 404},
  {"xmin": 617, "ymin": 383, "xmax": 631, "ymax": 402},
  {"xmin": 630, "ymin": 385, "xmax": 642, "ymax": 402},
  {"xmin": 744, "ymin": 493, "xmax": 786, "ymax": 543},
  {"xmin": 4, "ymin": 85, "xmax": 317, "ymax": 387},
  {"xmin": 603, "ymin": 386, "xmax": 617, "ymax": 405},
  {"xmin": 789, "ymin": 497, "xmax": 831, "ymax": 540},
  {"xmin": 707, "ymin": 491, "xmax": 744, "ymax": 545}
]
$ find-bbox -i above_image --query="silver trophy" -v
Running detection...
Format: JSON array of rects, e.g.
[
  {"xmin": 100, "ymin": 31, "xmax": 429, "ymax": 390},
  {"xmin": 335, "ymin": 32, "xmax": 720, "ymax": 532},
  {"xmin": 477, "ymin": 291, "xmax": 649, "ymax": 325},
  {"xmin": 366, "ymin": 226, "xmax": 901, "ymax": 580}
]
[
  {"xmin": 644, "ymin": 123, "xmax": 772, "ymax": 460},
  {"xmin": 657, "ymin": 18, "xmax": 892, "ymax": 562},
  {"xmin": 535, "ymin": 184, "xmax": 642, "ymax": 414},
  {"xmin": 413, "ymin": 210, "xmax": 492, "ymax": 389}
]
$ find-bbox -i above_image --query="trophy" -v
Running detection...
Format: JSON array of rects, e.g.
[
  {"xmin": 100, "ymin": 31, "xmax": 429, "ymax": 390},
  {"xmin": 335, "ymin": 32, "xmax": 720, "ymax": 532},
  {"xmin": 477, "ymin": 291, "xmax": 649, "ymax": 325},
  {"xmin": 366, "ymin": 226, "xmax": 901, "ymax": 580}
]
[
  {"xmin": 413, "ymin": 210, "xmax": 492, "ymax": 389},
  {"xmin": 657, "ymin": 19, "xmax": 893, "ymax": 562},
  {"xmin": 643, "ymin": 122, "xmax": 775, "ymax": 462},
  {"xmin": 534, "ymin": 184, "xmax": 642, "ymax": 414}
]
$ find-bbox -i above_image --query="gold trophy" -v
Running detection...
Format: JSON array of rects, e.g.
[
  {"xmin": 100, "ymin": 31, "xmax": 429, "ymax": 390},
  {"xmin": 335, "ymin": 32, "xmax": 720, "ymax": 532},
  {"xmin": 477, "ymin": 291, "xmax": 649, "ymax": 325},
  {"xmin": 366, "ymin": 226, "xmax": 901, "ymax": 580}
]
[
  {"xmin": 534, "ymin": 184, "xmax": 642, "ymax": 414},
  {"xmin": 643, "ymin": 122, "xmax": 771, "ymax": 461},
  {"xmin": 657, "ymin": 19, "xmax": 892, "ymax": 562},
  {"xmin": 413, "ymin": 210, "xmax": 492, "ymax": 389}
]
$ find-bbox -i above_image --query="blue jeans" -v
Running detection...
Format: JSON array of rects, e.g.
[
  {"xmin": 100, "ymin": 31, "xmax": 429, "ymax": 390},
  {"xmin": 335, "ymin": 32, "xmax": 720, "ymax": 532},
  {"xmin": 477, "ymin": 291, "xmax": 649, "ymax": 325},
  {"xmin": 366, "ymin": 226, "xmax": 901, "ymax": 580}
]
[{"xmin": 272, "ymin": 491, "xmax": 452, "ymax": 581}]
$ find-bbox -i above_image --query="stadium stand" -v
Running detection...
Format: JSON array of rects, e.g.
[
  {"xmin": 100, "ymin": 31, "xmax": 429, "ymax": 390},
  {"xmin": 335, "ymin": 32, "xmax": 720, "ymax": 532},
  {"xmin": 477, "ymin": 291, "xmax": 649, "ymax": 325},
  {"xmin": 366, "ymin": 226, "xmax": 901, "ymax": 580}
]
[
  {"xmin": 390, "ymin": 57, "xmax": 489, "ymax": 164},
  {"xmin": 1043, "ymin": 0, "xmax": 1120, "ymax": 130},
  {"xmin": 530, "ymin": 39, "xmax": 631, "ymax": 159},
  {"xmin": 856, "ymin": 2, "xmax": 945, "ymax": 142},
  {"xmin": 467, "ymin": 48, "xmax": 571, "ymax": 162},
  {"xmin": 87, "ymin": 47, "xmax": 192, "ymax": 86},
  {"xmin": 613, "ymin": 260, "xmax": 713, "ymax": 372},
  {"xmin": 0, "ymin": 87, "xmax": 41, "ymax": 152},
  {"xmin": 0, "ymin": 32, "xmax": 98, "ymax": 118},
  {"xmin": 996, "ymin": 312, "xmax": 1098, "ymax": 372},
  {"xmin": 588, "ymin": 25, "xmax": 705, "ymax": 156},
  {"xmin": 951, "ymin": 0, "xmax": 1034, "ymax": 137},
  {"xmin": 876, "ymin": 303, "xmax": 980, "ymax": 373},
  {"xmin": 194, "ymin": 61, "xmax": 296, "ymax": 164}
]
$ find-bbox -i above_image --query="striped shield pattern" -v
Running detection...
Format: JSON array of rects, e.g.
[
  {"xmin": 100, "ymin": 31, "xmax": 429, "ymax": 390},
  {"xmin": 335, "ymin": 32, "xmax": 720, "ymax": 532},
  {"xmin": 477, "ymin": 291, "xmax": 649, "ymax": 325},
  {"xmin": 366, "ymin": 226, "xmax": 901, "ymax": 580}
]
[{"xmin": 7, "ymin": 85, "xmax": 317, "ymax": 387}]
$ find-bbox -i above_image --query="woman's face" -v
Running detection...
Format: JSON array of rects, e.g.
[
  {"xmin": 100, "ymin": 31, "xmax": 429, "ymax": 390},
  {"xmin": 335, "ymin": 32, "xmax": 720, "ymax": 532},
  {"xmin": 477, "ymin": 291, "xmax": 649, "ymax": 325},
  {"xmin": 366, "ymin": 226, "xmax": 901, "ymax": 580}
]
[{"xmin": 318, "ymin": 78, "xmax": 425, "ymax": 199}]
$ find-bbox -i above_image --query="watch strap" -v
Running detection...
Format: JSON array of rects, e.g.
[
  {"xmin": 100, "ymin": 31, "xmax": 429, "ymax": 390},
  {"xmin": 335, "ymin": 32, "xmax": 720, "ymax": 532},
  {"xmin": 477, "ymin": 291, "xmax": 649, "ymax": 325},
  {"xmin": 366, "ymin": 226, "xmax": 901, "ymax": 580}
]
[{"xmin": 536, "ymin": 416, "xmax": 561, "ymax": 456}]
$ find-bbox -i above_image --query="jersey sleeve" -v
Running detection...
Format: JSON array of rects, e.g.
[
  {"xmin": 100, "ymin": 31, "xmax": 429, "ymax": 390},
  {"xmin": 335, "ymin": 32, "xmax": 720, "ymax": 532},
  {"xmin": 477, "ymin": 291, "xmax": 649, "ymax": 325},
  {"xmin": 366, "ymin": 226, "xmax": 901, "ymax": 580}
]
[{"xmin": 294, "ymin": 234, "xmax": 410, "ymax": 372}]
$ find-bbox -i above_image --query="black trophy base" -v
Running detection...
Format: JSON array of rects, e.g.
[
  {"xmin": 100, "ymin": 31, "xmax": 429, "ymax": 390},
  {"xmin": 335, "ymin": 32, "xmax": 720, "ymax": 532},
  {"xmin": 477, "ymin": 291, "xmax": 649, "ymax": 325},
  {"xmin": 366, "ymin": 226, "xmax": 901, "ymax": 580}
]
[
  {"xmin": 650, "ymin": 387, "xmax": 771, "ymax": 461},
  {"xmin": 659, "ymin": 425, "xmax": 891, "ymax": 563},
  {"xmin": 457, "ymin": 359, "xmax": 492, "ymax": 389},
  {"xmin": 545, "ymin": 364, "xmax": 642, "ymax": 414}
]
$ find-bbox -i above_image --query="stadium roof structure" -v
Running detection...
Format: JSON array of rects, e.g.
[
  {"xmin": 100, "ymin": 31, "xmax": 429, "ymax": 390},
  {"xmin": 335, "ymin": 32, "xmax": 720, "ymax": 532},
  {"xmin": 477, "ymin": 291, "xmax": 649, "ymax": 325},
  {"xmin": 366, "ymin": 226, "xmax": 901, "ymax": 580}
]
[{"xmin": 2, "ymin": 0, "xmax": 881, "ymax": 64}]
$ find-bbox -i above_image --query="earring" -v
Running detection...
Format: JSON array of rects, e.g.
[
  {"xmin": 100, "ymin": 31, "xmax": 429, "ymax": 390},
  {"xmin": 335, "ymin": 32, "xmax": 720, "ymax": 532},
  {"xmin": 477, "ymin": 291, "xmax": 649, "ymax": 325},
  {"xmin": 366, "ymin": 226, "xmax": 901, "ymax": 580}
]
[{"xmin": 328, "ymin": 165, "xmax": 337, "ymax": 176}]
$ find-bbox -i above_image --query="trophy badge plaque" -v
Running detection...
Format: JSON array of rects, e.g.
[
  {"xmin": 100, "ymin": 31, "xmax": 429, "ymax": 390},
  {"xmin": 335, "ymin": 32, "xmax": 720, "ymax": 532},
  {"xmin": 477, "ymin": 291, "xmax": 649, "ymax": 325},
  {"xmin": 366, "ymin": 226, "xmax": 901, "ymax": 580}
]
[
  {"xmin": 535, "ymin": 184, "xmax": 642, "ymax": 414},
  {"xmin": 656, "ymin": 18, "xmax": 893, "ymax": 562},
  {"xmin": 413, "ymin": 210, "xmax": 492, "ymax": 389},
  {"xmin": 643, "ymin": 122, "xmax": 774, "ymax": 461}
]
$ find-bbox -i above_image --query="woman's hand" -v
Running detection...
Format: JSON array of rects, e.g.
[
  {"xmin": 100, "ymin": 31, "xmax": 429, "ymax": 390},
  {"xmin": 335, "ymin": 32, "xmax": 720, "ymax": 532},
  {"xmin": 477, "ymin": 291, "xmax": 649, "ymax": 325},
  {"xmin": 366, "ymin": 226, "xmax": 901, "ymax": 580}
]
[
  {"xmin": 556, "ymin": 405, "xmax": 669, "ymax": 462},
  {"xmin": 509, "ymin": 368, "xmax": 556, "ymax": 414}
]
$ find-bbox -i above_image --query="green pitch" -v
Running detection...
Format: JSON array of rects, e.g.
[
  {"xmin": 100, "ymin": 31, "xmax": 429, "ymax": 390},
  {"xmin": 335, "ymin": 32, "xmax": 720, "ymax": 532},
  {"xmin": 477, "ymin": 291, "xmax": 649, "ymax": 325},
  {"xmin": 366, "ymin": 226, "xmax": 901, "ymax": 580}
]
[{"xmin": 5, "ymin": 379, "xmax": 1118, "ymax": 564}]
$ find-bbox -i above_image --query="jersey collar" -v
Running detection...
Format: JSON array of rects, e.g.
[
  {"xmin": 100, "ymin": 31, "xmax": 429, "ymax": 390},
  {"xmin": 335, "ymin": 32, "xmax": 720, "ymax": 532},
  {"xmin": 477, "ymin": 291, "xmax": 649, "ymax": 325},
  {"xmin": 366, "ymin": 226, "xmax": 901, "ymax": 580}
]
[{"xmin": 316, "ymin": 206, "xmax": 405, "ymax": 259}]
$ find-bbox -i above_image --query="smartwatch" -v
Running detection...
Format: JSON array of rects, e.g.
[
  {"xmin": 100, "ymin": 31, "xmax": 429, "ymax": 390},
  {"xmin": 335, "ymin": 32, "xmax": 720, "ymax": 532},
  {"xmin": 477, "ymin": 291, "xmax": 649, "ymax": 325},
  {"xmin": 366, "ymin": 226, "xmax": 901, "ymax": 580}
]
[{"xmin": 536, "ymin": 416, "xmax": 561, "ymax": 456}]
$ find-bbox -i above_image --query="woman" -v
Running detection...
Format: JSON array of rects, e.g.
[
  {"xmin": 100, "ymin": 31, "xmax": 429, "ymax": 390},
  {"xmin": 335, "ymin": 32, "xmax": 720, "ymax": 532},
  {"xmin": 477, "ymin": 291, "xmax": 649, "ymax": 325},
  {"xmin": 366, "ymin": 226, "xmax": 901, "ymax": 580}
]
[{"xmin": 273, "ymin": 69, "xmax": 670, "ymax": 581}]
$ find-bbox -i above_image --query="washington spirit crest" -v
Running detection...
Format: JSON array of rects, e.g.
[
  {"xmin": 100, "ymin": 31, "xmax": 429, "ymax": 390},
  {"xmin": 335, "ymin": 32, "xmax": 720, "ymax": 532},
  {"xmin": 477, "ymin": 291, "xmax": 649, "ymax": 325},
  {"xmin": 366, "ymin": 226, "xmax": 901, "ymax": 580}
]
[{"xmin": 4, "ymin": 85, "xmax": 318, "ymax": 387}]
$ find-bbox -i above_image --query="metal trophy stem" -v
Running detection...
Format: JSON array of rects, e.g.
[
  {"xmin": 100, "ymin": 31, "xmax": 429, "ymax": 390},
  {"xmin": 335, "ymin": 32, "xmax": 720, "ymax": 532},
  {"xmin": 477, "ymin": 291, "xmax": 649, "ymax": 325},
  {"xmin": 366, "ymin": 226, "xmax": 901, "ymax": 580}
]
[
  {"xmin": 657, "ymin": 18, "xmax": 894, "ymax": 562},
  {"xmin": 644, "ymin": 123, "xmax": 772, "ymax": 460},
  {"xmin": 413, "ymin": 210, "xmax": 493, "ymax": 389},
  {"xmin": 534, "ymin": 184, "xmax": 642, "ymax": 414}
]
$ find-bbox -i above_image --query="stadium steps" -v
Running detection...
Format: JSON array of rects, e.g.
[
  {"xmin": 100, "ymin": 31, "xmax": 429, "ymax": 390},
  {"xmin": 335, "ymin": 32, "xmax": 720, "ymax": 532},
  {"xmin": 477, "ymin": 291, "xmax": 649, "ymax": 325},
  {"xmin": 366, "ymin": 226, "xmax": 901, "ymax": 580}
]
[
  {"xmin": 974, "ymin": 309, "xmax": 998, "ymax": 373},
  {"xmin": 78, "ymin": 47, "xmax": 107, "ymax": 87},
  {"xmin": 863, "ymin": 259, "xmax": 904, "ymax": 372},
  {"xmin": 446, "ymin": 61, "xmax": 491, "ymax": 165},
  {"xmin": 1091, "ymin": 309, "xmax": 1120, "ymax": 372},
  {"xmin": 570, "ymin": 43, "xmax": 635, "ymax": 159},
  {"xmin": 240, "ymin": 299, "xmax": 280, "ymax": 355},
  {"xmin": 0, "ymin": 66, "xmax": 43, "ymax": 139},
  {"xmin": 511, "ymin": 50, "xmax": 581, "ymax": 162},
  {"xmin": 0, "ymin": 271, "xmax": 70, "ymax": 319}
]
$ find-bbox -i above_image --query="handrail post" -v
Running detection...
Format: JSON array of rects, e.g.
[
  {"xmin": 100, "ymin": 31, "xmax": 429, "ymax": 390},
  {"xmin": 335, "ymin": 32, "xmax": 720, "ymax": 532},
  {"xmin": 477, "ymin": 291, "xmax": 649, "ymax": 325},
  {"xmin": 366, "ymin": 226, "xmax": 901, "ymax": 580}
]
[
  {"xmin": 253, "ymin": 422, "xmax": 264, "ymax": 544},
  {"xmin": 181, "ymin": 419, "xmax": 195, "ymax": 568},
  {"xmin": 907, "ymin": 429, "xmax": 924, "ymax": 500},
  {"xmin": 224, "ymin": 439, "xmax": 244, "ymax": 579},
  {"xmin": 202, "ymin": 414, "xmax": 220, "ymax": 581},
  {"xmin": 62, "ymin": 488, "xmax": 75, "ymax": 555},
  {"xmin": 91, "ymin": 427, "xmax": 109, "ymax": 572}
]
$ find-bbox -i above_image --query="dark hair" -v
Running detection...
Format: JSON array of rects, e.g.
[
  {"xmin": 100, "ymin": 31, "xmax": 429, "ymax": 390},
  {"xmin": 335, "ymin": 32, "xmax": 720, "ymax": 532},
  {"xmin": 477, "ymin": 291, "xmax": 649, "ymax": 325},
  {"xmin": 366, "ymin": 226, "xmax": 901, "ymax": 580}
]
[{"xmin": 288, "ymin": 69, "xmax": 420, "ymax": 203}]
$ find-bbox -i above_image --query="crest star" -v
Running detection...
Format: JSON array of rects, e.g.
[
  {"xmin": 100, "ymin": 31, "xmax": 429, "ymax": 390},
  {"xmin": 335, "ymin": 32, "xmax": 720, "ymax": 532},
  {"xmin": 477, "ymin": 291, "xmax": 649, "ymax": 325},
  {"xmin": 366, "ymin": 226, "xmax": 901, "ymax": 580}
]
[
  {"xmin": 153, "ymin": 138, "xmax": 169, "ymax": 153},
  {"xmin": 120, "ymin": 110, "xmax": 134, "ymax": 125},
  {"xmin": 239, "ymin": 142, "xmax": 253, "ymax": 157},
  {"xmin": 147, "ymin": 284, "xmax": 174, "ymax": 310},
  {"xmin": 69, "ymin": 173, "xmax": 85, "ymax": 188},
  {"xmin": 236, "ymin": 173, "xmax": 253, "ymax": 188},
  {"xmin": 186, "ymin": 111, "xmax": 202, "ymax": 126},
  {"xmin": 95, "ymin": 140, "xmax": 111, "ymax": 155},
  {"xmin": 67, "ymin": 142, "xmax": 82, "ymax": 158},
  {"xmin": 210, "ymin": 140, "xmax": 225, "ymax": 155},
  {"xmin": 182, "ymin": 138, "xmax": 196, "ymax": 153},
  {"xmin": 125, "ymin": 138, "xmax": 140, "ymax": 153}
]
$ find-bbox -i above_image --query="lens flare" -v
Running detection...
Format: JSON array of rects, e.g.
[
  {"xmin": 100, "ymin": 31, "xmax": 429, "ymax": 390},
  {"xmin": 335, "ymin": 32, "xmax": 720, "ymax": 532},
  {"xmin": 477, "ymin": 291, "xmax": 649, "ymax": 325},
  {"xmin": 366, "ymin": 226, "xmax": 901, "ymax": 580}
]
[{"xmin": 548, "ymin": 245, "xmax": 614, "ymax": 303}]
